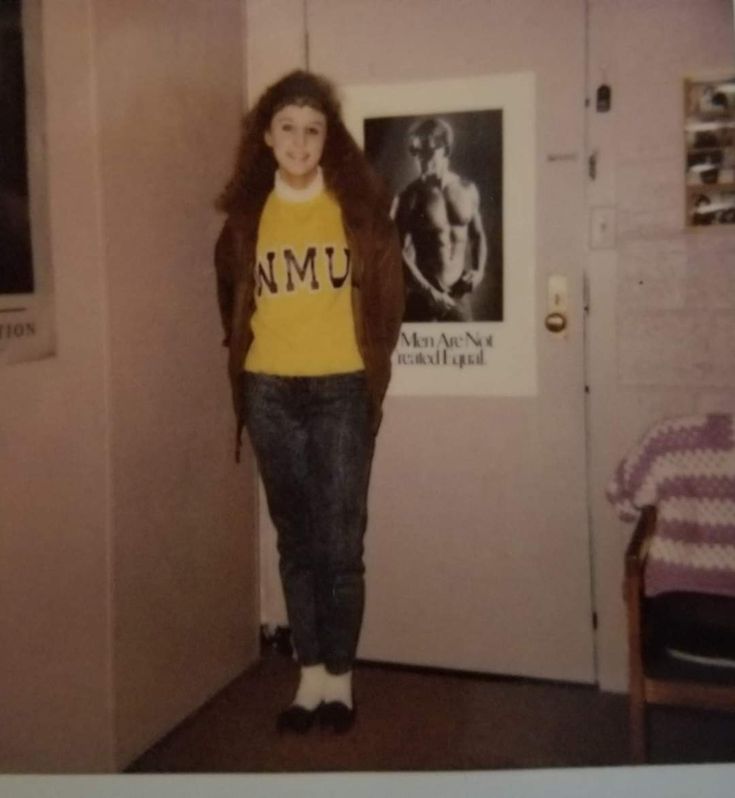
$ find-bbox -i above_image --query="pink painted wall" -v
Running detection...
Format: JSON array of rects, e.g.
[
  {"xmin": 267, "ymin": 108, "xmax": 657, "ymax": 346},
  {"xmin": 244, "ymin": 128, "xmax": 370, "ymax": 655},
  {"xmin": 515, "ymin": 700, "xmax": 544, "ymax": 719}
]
[
  {"xmin": 0, "ymin": 0, "xmax": 114, "ymax": 772},
  {"xmin": 90, "ymin": 0, "xmax": 258, "ymax": 767},
  {"xmin": 0, "ymin": 0, "xmax": 258, "ymax": 772}
]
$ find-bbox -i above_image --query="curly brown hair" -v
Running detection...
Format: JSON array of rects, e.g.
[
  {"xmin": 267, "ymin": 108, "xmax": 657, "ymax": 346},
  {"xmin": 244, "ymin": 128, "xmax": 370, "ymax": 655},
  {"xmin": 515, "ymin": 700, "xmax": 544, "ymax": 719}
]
[{"xmin": 216, "ymin": 70, "xmax": 388, "ymax": 225}]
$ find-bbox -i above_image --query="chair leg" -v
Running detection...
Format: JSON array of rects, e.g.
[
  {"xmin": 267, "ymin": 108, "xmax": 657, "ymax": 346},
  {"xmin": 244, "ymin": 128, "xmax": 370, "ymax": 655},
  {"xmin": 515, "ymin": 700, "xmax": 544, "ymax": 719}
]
[
  {"xmin": 625, "ymin": 523, "xmax": 650, "ymax": 764},
  {"xmin": 627, "ymin": 592, "xmax": 648, "ymax": 762}
]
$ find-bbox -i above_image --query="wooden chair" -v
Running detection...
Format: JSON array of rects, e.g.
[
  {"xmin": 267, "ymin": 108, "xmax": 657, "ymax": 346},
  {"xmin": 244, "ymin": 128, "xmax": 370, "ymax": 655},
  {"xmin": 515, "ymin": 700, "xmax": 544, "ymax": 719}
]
[{"xmin": 625, "ymin": 505, "xmax": 735, "ymax": 762}]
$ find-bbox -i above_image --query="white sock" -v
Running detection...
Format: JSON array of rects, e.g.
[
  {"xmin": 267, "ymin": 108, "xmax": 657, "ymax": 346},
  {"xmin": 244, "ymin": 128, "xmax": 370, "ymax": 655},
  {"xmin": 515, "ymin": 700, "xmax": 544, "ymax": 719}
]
[
  {"xmin": 323, "ymin": 670, "xmax": 353, "ymax": 709},
  {"xmin": 292, "ymin": 664, "xmax": 326, "ymax": 711}
]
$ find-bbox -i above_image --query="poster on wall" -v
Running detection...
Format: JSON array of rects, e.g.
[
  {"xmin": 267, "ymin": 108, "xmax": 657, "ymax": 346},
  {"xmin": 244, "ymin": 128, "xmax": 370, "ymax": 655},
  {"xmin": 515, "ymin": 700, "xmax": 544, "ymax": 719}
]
[
  {"xmin": 342, "ymin": 73, "xmax": 537, "ymax": 396},
  {"xmin": 0, "ymin": 0, "xmax": 54, "ymax": 364}
]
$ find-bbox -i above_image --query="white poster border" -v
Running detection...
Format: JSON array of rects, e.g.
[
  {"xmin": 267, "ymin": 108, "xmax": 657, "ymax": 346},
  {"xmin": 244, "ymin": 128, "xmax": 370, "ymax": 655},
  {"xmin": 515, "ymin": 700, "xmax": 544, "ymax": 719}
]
[{"xmin": 342, "ymin": 72, "xmax": 537, "ymax": 396}]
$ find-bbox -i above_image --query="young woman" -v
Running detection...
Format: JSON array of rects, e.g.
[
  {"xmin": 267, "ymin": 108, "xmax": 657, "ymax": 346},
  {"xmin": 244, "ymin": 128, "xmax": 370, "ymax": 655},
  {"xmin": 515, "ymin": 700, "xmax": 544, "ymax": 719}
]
[{"xmin": 214, "ymin": 70, "xmax": 404, "ymax": 734}]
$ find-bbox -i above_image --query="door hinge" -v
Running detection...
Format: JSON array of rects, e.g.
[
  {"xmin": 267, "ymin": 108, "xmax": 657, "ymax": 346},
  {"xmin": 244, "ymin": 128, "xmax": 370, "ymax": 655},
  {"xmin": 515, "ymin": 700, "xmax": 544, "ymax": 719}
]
[{"xmin": 588, "ymin": 151, "xmax": 597, "ymax": 181}]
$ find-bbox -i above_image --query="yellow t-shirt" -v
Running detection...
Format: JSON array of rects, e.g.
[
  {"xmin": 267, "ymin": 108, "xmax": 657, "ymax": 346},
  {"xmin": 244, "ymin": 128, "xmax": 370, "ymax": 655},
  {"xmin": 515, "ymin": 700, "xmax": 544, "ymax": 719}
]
[{"xmin": 244, "ymin": 186, "xmax": 364, "ymax": 376}]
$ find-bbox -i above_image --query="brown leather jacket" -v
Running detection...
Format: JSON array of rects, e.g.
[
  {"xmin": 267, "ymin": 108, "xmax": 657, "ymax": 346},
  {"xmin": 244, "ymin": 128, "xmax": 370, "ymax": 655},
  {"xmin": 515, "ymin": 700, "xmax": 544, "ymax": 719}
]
[{"xmin": 214, "ymin": 199, "xmax": 404, "ymax": 461}]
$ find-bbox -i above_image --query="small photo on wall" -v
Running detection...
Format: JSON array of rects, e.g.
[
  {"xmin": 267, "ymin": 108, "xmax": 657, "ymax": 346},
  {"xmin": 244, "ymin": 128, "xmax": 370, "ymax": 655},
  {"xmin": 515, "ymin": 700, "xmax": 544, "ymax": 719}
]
[
  {"xmin": 690, "ymin": 190, "xmax": 735, "ymax": 227},
  {"xmin": 685, "ymin": 121, "xmax": 735, "ymax": 150},
  {"xmin": 686, "ymin": 79, "xmax": 735, "ymax": 117},
  {"xmin": 686, "ymin": 147, "xmax": 735, "ymax": 187}
]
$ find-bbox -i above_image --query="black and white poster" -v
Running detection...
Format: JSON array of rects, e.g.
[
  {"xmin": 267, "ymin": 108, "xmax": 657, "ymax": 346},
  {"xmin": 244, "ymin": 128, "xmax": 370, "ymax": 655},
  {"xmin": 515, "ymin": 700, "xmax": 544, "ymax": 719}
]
[
  {"xmin": 365, "ymin": 110, "xmax": 502, "ymax": 323},
  {"xmin": 0, "ymin": 0, "xmax": 54, "ymax": 364},
  {"xmin": 342, "ymin": 74, "xmax": 537, "ymax": 396}
]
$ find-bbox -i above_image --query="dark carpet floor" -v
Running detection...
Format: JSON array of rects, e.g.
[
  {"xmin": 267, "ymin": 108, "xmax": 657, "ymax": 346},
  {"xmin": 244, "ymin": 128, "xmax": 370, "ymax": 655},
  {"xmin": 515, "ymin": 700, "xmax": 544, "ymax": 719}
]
[{"xmin": 127, "ymin": 644, "xmax": 735, "ymax": 773}]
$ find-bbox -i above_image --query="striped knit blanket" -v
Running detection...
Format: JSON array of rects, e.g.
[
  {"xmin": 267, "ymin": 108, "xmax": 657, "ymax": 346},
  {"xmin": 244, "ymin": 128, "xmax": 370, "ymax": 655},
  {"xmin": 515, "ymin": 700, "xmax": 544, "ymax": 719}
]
[{"xmin": 607, "ymin": 413, "xmax": 735, "ymax": 597}]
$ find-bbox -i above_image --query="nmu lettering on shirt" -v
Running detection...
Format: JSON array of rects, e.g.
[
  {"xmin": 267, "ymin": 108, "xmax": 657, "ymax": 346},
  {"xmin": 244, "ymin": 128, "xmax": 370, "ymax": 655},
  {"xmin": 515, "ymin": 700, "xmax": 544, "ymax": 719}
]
[{"xmin": 256, "ymin": 246, "xmax": 351, "ymax": 296}]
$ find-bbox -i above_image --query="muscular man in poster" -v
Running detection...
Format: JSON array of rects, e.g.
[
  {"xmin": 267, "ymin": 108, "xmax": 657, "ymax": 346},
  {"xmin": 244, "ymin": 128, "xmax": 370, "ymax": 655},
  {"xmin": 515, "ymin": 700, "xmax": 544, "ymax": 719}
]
[{"xmin": 392, "ymin": 117, "xmax": 488, "ymax": 322}]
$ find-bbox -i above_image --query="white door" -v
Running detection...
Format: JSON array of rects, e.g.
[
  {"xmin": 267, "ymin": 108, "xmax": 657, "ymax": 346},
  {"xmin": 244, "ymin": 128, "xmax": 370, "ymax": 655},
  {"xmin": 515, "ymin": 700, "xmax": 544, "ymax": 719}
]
[{"xmin": 256, "ymin": 0, "xmax": 595, "ymax": 684}]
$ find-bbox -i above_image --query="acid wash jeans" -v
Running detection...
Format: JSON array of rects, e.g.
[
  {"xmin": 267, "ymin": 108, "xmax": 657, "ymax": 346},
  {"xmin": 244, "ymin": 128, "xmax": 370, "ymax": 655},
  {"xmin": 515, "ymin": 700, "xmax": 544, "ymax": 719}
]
[{"xmin": 242, "ymin": 370, "xmax": 375, "ymax": 675}]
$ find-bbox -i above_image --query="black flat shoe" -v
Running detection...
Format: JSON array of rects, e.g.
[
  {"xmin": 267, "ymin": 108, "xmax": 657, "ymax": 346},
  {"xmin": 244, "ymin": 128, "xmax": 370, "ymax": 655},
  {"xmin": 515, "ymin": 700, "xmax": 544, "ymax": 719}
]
[
  {"xmin": 318, "ymin": 701, "xmax": 356, "ymax": 734},
  {"xmin": 276, "ymin": 704, "xmax": 318, "ymax": 734}
]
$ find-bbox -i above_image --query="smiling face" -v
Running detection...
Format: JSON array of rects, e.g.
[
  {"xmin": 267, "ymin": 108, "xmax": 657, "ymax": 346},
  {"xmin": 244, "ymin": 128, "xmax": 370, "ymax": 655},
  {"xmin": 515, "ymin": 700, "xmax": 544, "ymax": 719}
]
[{"xmin": 265, "ymin": 104, "xmax": 328, "ymax": 189}]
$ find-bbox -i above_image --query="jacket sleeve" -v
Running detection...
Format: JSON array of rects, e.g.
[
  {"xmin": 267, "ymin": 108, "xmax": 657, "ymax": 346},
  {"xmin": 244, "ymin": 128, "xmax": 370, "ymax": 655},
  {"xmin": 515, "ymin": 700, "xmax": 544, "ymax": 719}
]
[
  {"xmin": 214, "ymin": 221, "xmax": 236, "ymax": 347},
  {"xmin": 374, "ymin": 214, "xmax": 405, "ymax": 352}
]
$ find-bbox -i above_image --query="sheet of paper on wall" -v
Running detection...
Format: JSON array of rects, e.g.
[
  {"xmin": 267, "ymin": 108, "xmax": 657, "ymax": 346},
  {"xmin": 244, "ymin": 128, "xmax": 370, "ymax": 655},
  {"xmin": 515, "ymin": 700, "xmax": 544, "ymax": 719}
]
[{"xmin": 0, "ymin": 0, "xmax": 55, "ymax": 364}]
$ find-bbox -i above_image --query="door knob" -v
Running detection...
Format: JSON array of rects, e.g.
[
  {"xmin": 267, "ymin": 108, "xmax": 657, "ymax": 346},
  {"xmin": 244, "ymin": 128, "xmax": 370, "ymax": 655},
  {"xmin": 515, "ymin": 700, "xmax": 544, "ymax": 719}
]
[{"xmin": 545, "ymin": 312, "xmax": 567, "ymax": 333}]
